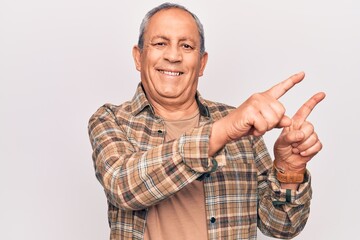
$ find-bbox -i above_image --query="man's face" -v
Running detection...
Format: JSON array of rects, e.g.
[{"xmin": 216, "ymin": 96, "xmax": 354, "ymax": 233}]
[{"xmin": 133, "ymin": 8, "xmax": 208, "ymax": 108}]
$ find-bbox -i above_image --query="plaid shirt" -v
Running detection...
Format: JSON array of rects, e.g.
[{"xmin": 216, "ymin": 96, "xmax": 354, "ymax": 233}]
[{"xmin": 88, "ymin": 84, "xmax": 312, "ymax": 240}]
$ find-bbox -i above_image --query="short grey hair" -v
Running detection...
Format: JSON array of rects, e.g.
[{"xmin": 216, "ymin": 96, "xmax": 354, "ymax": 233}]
[{"xmin": 137, "ymin": 2, "xmax": 205, "ymax": 55}]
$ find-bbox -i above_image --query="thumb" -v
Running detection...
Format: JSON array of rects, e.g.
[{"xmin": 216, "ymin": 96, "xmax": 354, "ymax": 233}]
[{"xmin": 276, "ymin": 115, "xmax": 292, "ymax": 128}]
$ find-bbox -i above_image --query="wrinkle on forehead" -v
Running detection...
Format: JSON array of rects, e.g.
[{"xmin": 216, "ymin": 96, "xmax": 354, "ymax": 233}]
[{"xmin": 145, "ymin": 10, "xmax": 199, "ymax": 38}]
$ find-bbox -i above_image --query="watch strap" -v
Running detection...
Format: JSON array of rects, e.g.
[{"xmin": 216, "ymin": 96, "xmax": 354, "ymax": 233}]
[{"xmin": 274, "ymin": 164, "xmax": 306, "ymax": 184}]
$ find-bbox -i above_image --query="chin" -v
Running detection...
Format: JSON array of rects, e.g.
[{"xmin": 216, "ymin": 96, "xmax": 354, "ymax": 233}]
[{"xmin": 158, "ymin": 86, "xmax": 182, "ymax": 97}]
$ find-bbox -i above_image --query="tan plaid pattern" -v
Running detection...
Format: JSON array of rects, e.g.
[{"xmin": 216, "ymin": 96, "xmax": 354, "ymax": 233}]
[{"xmin": 88, "ymin": 84, "xmax": 312, "ymax": 240}]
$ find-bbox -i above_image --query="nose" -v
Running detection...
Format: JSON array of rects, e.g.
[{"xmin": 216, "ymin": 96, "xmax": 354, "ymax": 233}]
[{"xmin": 163, "ymin": 45, "xmax": 182, "ymax": 63}]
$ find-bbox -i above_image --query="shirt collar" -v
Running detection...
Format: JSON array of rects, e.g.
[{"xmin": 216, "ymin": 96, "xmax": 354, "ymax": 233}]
[{"xmin": 130, "ymin": 83, "xmax": 210, "ymax": 118}]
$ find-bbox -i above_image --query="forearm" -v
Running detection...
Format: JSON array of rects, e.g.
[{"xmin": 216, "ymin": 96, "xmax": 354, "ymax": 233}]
[
  {"xmin": 253, "ymin": 137, "xmax": 312, "ymax": 238},
  {"xmin": 208, "ymin": 117, "xmax": 230, "ymax": 156},
  {"xmin": 257, "ymin": 168, "xmax": 312, "ymax": 238},
  {"xmin": 89, "ymin": 108, "xmax": 220, "ymax": 210},
  {"xmin": 92, "ymin": 141, "xmax": 201, "ymax": 210}
]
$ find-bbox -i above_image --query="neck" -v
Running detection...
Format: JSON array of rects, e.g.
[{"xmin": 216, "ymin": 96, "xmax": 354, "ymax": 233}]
[{"xmin": 150, "ymin": 98, "xmax": 199, "ymax": 120}]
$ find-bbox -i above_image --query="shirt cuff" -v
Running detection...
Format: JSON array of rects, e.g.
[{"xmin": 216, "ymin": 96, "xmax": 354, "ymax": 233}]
[
  {"xmin": 178, "ymin": 122, "xmax": 226, "ymax": 173},
  {"xmin": 269, "ymin": 167, "xmax": 312, "ymax": 206}
]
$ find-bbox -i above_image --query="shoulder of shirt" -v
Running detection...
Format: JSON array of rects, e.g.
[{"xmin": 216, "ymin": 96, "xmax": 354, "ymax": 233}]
[
  {"xmin": 87, "ymin": 100, "xmax": 136, "ymax": 128},
  {"xmin": 200, "ymin": 98, "xmax": 236, "ymax": 121},
  {"xmin": 95, "ymin": 101, "xmax": 136, "ymax": 118}
]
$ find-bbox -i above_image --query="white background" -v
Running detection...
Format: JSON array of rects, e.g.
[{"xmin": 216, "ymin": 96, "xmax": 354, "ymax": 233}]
[{"xmin": 1, "ymin": 0, "xmax": 359, "ymax": 239}]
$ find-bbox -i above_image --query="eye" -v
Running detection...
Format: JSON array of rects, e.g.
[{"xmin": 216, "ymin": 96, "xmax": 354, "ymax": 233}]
[
  {"xmin": 182, "ymin": 43, "xmax": 193, "ymax": 49},
  {"xmin": 153, "ymin": 42, "xmax": 166, "ymax": 47}
]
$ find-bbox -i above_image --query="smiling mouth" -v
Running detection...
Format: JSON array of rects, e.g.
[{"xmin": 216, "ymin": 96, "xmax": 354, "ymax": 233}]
[{"xmin": 158, "ymin": 70, "xmax": 184, "ymax": 76}]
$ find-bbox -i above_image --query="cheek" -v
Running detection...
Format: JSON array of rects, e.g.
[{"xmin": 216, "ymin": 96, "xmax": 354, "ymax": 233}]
[{"xmin": 188, "ymin": 56, "xmax": 203, "ymax": 71}]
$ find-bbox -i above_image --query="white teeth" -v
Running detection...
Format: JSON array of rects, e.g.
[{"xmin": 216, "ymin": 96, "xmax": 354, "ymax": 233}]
[{"xmin": 160, "ymin": 70, "xmax": 182, "ymax": 76}]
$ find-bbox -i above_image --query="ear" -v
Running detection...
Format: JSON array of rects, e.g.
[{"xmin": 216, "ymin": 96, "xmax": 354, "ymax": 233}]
[
  {"xmin": 198, "ymin": 52, "xmax": 208, "ymax": 77},
  {"xmin": 132, "ymin": 45, "xmax": 142, "ymax": 72}
]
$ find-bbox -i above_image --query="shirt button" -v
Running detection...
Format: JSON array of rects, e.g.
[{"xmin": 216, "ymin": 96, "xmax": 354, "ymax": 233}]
[{"xmin": 210, "ymin": 217, "xmax": 216, "ymax": 223}]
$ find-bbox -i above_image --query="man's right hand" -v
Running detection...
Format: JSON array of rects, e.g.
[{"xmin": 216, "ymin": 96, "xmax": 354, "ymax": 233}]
[{"xmin": 209, "ymin": 72, "xmax": 306, "ymax": 156}]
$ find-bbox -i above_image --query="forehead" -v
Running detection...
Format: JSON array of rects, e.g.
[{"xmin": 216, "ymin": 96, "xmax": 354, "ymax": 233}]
[{"xmin": 145, "ymin": 8, "xmax": 199, "ymax": 41}]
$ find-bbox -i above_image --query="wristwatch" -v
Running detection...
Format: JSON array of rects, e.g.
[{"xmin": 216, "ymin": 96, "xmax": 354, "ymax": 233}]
[{"xmin": 273, "ymin": 164, "xmax": 306, "ymax": 184}]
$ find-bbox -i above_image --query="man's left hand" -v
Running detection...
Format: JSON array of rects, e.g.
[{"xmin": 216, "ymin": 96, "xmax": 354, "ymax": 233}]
[{"xmin": 274, "ymin": 92, "xmax": 326, "ymax": 176}]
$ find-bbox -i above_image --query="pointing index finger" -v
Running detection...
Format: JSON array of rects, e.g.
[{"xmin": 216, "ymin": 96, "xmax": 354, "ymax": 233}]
[
  {"xmin": 265, "ymin": 72, "xmax": 305, "ymax": 99},
  {"xmin": 293, "ymin": 92, "xmax": 326, "ymax": 124}
]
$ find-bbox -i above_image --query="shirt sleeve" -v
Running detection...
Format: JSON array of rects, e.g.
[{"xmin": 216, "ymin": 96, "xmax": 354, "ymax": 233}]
[
  {"xmin": 254, "ymin": 136, "xmax": 312, "ymax": 239},
  {"xmin": 88, "ymin": 106, "xmax": 222, "ymax": 211}
]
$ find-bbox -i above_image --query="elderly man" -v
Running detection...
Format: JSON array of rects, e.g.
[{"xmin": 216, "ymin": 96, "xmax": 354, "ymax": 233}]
[{"xmin": 88, "ymin": 3, "xmax": 325, "ymax": 240}]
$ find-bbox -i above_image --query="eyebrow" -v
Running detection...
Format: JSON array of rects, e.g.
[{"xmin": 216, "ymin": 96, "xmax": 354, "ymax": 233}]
[
  {"xmin": 150, "ymin": 35, "xmax": 196, "ymax": 43},
  {"xmin": 150, "ymin": 35, "xmax": 170, "ymax": 42}
]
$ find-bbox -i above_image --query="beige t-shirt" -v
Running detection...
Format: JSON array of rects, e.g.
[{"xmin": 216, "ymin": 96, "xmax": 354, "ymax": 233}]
[{"xmin": 144, "ymin": 111, "xmax": 208, "ymax": 240}]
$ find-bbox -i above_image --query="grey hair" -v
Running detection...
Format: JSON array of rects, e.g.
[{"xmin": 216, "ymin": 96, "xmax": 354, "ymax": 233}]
[{"xmin": 137, "ymin": 2, "xmax": 205, "ymax": 55}]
